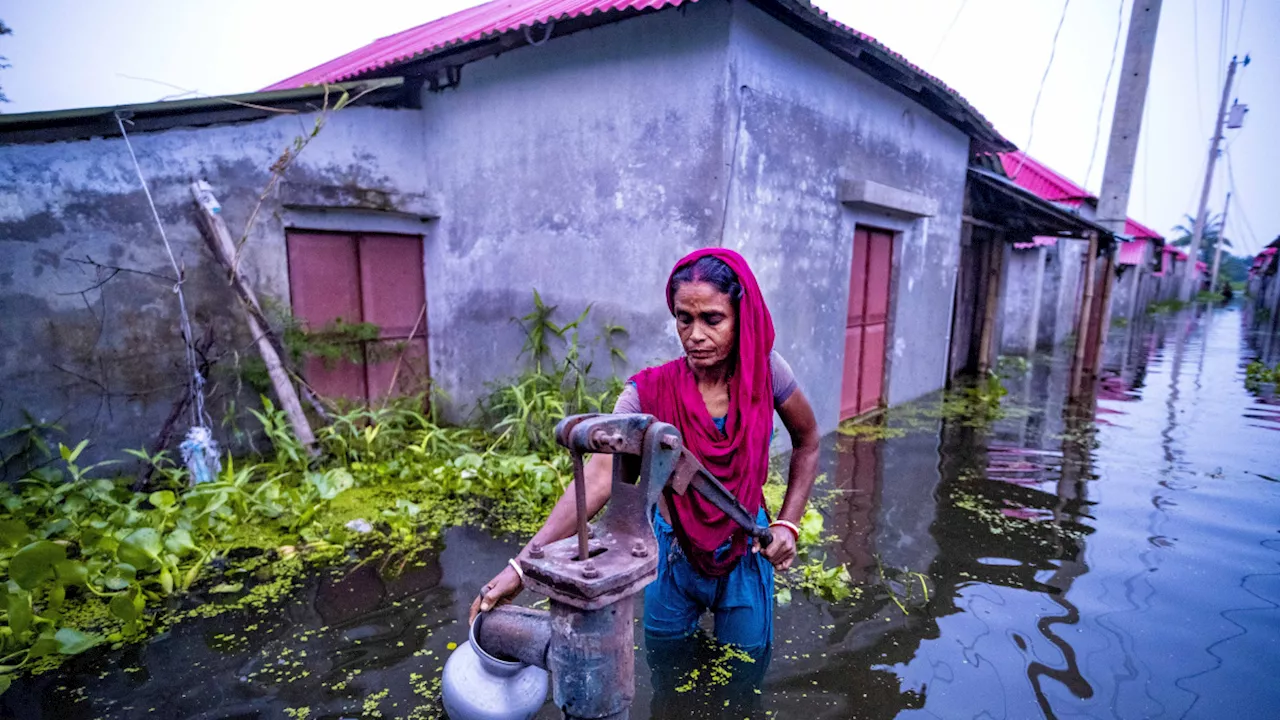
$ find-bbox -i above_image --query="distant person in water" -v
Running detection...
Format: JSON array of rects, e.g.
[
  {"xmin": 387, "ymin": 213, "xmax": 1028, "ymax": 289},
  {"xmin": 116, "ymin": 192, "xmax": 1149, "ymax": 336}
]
[
  {"xmin": 1222, "ymin": 282, "xmax": 1234, "ymax": 301},
  {"xmin": 470, "ymin": 248, "xmax": 821, "ymax": 659}
]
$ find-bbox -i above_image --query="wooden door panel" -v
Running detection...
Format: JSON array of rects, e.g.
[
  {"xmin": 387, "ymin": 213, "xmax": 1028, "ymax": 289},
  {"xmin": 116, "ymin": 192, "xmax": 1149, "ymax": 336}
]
[
  {"xmin": 303, "ymin": 355, "xmax": 367, "ymax": 402},
  {"xmin": 358, "ymin": 235, "xmax": 426, "ymax": 338},
  {"xmin": 841, "ymin": 227, "xmax": 894, "ymax": 420},
  {"xmin": 365, "ymin": 338, "xmax": 429, "ymax": 402},
  {"xmin": 848, "ymin": 229, "xmax": 869, "ymax": 324},
  {"xmin": 859, "ymin": 324, "xmax": 887, "ymax": 416},
  {"xmin": 287, "ymin": 233, "xmax": 361, "ymax": 328},
  {"xmin": 841, "ymin": 327, "xmax": 864, "ymax": 419},
  {"xmin": 865, "ymin": 231, "xmax": 893, "ymax": 324}
]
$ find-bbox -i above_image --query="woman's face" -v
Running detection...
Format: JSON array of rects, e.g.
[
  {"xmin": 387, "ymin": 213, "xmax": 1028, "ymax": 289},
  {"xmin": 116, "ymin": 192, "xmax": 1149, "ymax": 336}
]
[{"xmin": 672, "ymin": 280, "xmax": 737, "ymax": 372}]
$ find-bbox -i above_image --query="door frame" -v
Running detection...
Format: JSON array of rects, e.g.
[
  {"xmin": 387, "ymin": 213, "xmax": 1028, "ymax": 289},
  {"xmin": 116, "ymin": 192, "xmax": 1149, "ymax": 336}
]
[
  {"xmin": 283, "ymin": 225, "xmax": 431, "ymax": 404},
  {"xmin": 837, "ymin": 204, "xmax": 920, "ymax": 419}
]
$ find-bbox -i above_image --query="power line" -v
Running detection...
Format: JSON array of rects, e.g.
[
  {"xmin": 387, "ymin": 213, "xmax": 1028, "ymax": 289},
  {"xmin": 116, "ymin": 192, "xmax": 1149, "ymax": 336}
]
[
  {"xmin": 1192, "ymin": 0, "xmax": 1206, "ymax": 138},
  {"xmin": 928, "ymin": 0, "xmax": 969, "ymax": 67},
  {"xmin": 1233, "ymin": 0, "xmax": 1248, "ymax": 53},
  {"xmin": 1012, "ymin": 0, "xmax": 1072, "ymax": 180},
  {"xmin": 1140, "ymin": 98, "xmax": 1150, "ymax": 223},
  {"xmin": 1084, "ymin": 0, "xmax": 1126, "ymax": 191},
  {"xmin": 1218, "ymin": 0, "xmax": 1230, "ymax": 90},
  {"xmin": 1224, "ymin": 148, "xmax": 1261, "ymax": 255}
]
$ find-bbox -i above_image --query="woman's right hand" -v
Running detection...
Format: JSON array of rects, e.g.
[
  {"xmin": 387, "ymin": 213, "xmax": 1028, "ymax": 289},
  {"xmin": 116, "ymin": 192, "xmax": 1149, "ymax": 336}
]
[{"xmin": 468, "ymin": 564, "xmax": 524, "ymax": 624}]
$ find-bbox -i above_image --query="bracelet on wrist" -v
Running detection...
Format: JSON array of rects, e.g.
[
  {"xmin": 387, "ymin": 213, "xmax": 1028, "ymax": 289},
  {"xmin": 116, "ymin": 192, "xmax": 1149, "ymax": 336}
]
[
  {"xmin": 768, "ymin": 520, "xmax": 800, "ymax": 542},
  {"xmin": 507, "ymin": 557, "xmax": 525, "ymax": 583}
]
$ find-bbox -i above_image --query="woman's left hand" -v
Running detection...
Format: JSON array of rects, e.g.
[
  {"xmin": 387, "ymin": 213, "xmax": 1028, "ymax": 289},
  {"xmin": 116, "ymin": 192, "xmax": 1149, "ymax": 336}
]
[{"xmin": 756, "ymin": 529, "xmax": 797, "ymax": 571}]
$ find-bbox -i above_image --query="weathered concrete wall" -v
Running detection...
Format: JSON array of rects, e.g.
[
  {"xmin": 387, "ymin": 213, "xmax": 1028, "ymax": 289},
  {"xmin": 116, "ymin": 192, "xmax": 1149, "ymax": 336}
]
[
  {"xmin": 0, "ymin": 107, "xmax": 428, "ymax": 464},
  {"xmin": 999, "ymin": 244, "xmax": 1046, "ymax": 356},
  {"xmin": 1040, "ymin": 238, "xmax": 1087, "ymax": 350},
  {"xmin": 721, "ymin": 1, "xmax": 970, "ymax": 434},
  {"xmin": 417, "ymin": 1, "xmax": 735, "ymax": 420}
]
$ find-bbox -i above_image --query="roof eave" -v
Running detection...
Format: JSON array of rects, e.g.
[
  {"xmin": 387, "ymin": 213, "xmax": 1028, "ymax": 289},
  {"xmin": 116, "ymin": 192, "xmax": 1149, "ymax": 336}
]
[
  {"xmin": 967, "ymin": 167, "xmax": 1114, "ymax": 241},
  {"xmin": 0, "ymin": 78, "xmax": 410, "ymax": 145}
]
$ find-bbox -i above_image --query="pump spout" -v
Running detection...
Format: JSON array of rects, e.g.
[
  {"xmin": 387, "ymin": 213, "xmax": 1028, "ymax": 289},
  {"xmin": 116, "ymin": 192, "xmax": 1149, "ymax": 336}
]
[{"xmin": 475, "ymin": 606, "xmax": 551, "ymax": 669}]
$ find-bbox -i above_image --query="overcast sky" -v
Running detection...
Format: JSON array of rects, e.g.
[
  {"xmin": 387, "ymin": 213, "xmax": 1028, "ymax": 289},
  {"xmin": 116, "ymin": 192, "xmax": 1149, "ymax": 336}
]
[{"xmin": 3, "ymin": 0, "xmax": 1275, "ymax": 254}]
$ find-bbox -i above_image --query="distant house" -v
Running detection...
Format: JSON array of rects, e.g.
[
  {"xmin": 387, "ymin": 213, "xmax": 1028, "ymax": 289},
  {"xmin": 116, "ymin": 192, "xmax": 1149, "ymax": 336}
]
[
  {"xmin": 1, "ymin": 0, "xmax": 1017, "ymax": 459},
  {"xmin": 951, "ymin": 151, "xmax": 1172, "ymax": 390}
]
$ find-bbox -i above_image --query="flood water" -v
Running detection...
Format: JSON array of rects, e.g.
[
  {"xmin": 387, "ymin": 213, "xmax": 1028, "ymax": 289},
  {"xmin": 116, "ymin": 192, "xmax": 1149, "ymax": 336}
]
[{"xmin": 5, "ymin": 301, "xmax": 1278, "ymax": 720}]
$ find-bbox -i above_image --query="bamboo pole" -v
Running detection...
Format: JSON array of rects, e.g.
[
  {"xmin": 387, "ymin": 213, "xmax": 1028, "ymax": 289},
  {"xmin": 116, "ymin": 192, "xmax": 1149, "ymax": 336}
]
[
  {"xmin": 977, "ymin": 231, "xmax": 1005, "ymax": 375},
  {"xmin": 190, "ymin": 180, "xmax": 318, "ymax": 453},
  {"xmin": 1085, "ymin": 247, "xmax": 1117, "ymax": 378},
  {"xmin": 1070, "ymin": 232, "xmax": 1099, "ymax": 399}
]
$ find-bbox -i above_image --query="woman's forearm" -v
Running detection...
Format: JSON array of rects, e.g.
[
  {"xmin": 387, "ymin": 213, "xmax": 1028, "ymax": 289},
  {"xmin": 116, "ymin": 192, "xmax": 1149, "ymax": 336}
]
[
  {"xmin": 777, "ymin": 440, "xmax": 819, "ymax": 525},
  {"xmin": 520, "ymin": 454, "xmax": 614, "ymax": 556}
]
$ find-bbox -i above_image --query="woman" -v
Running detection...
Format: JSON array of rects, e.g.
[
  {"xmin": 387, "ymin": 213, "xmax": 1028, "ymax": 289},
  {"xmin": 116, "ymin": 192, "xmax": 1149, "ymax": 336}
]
[{"xmin": 471, "ymin": 248, "xmax": 820, "ymax": 653}]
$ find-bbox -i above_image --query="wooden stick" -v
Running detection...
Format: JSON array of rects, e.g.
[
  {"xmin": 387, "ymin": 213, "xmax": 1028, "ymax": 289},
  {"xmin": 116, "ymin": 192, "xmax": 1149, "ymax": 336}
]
[
  {"xmin": 378, "ymin": 302, "xmax": 428, "ymax": 410},
  {"xmin": 190, "ymin": 180, "xmax": 318, "ymax": 453},
  {"xmin": 977, "ymin": 231, "xmax": 1005, "ymax": 375},
  {"xmin": 1085, "ymin": 247, "xmax": 1117, "ymax": 377},
  {"xmin": 1070, "ymin": 231, "xmax": 1099, "ymax": 399}
]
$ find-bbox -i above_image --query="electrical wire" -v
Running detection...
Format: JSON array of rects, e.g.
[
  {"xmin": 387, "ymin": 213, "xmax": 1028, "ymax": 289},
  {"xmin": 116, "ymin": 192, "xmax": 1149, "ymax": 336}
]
[
  {"xmin": 1224, "ymin": 148, "xmax": 1262, "ymax": 255},
  {"xmin": 928, "ymin": 0, "xmax": 969, "ymax": 67},
  {"xmin": 1219, "ymin": 0, "xmax": 1231, "ymax": 91},
  {"xmin": 1233, "ymin": 0, "xmax": 1248, "ymax": 54},
  {"xmin": 1084, "ymin": 0, "xmax": 1126, "ymax": 191},
  {"xmin": 1192, "ymin": 0, "xmax": 1206, "ymax": 138},
  {"xmin": 1140, "ymin": 99, "xmax": 1150, "ymax": 223},
  {"xmin": 1012, "ymin": 0, "xmax": 1072, "ymax": 181}
]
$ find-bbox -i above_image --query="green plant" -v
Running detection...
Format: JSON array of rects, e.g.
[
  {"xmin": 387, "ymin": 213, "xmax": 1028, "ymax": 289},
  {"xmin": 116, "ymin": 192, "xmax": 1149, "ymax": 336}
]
[
  {"xmin": 239, "ymin": 311, "xmax": 383, "ymax": 396},
  {"xmin": 484, "ymin": 292, "xmax": 624, "ymax": 453},
  {"xmin": 0, "ymin": 414, "xmax": 63, "ymax": 481},
  {"xmin": 1244, "ymin": 361, "xmax": 1280, "ymax": 388},
  {"xmin": 996, "ymin": 355, "xmax": 1031, "ymax": 376},
  {"xmin": 940, "ymin": 372, "xmax": 1008, "ymax": 425},
  {"xmin": 1147, "ymin": 299, "xmax": 1188, "ymax": 315}
]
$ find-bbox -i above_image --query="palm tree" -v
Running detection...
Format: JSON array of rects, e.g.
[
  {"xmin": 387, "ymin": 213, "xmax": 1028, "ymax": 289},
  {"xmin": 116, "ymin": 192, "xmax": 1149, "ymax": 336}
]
[{"xmin": 1171, "ymin": 212, "xmax": 1232, "ymax": 264}]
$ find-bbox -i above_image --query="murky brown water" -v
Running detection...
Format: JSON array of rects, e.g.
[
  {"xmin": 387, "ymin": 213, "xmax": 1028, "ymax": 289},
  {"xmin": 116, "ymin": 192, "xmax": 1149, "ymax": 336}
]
[{"xmin": 5, "ymin": 301, "xmax": 1278, "ymax": 720}]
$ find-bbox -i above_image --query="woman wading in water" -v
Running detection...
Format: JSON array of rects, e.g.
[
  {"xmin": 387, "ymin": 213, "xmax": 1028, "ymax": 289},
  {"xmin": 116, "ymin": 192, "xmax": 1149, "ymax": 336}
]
[{"xmin": 471, "ymin": 249, "xmax": 820, "ymax": 706}]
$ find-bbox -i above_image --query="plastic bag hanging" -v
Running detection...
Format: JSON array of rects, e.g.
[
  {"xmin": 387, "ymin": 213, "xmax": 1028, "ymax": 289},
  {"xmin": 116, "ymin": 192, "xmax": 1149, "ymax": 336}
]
[{"xmin": 180, "ymin": 426, "xmax": 221, "ymax": 485}]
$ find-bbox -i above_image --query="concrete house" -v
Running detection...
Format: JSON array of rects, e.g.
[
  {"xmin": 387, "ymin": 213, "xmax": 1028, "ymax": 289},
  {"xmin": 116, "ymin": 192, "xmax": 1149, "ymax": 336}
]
[
  {"xmin": 0, "ymin": 0, "xmax": 1015, "ymax": 460},
  {"xmin": 952, "ymin": 151, "xmax": 1170, "ymax": 388}
]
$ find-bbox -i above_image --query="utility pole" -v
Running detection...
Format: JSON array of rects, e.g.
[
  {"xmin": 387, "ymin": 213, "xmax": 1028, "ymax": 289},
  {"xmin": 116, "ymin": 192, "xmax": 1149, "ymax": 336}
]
[
  {"xmin": 1208, "ymin": 191, "xmax": 1232, "ymax": 292},
  {"xmin": 1095, "ymin": 0, "xmax": 1163, "ymax": 237},
  {"xmin": 1186, "ymin": 55, "xmax": 1241, "ymax": 300},
  {"xmin": 1072, "ymin": 0, "xmax": 1162, "ymax": 399}
]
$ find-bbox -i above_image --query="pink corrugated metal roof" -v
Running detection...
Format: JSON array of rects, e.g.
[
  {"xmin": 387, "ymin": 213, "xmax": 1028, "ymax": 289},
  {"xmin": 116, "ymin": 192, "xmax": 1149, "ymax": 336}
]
[
  {"xmin": 265, "ymin": 0, "xmax": 691, "ymax": 90},
  {"xmin": 1124, "ymin": 218, "xmax": 1161, "ymax": 240},
  {"xmin": 261, "ymin": 0, "xmax": 1010, "ymax": 148},
  {"xmin": 1116, "ymin": 237, "xmax": 1149, "ymax": 265},
  {"xmin": 997, "ymin": 152, "xmax": 1093, "ymax": 205},
  {"xmin": 1012, "ymin": 236, "xmax": 1058, "ymax": 250},
  {"xmin": 996, "ymin": 152, "xmax": 1164, "ymax": 241},
  {"xmin": 1195, "ymin": 261, "xmax": 1207, "ymax": 274}
]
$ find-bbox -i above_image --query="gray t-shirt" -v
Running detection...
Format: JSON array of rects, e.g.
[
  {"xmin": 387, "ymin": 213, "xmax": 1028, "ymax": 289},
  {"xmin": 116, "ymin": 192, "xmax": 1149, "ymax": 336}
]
[{"xmin": 612, "ymin": 350, "xmax": 799, "ymax": 415}]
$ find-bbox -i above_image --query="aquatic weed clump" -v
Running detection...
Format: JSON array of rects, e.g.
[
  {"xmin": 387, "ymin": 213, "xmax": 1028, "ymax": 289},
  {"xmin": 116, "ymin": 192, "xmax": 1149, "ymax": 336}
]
[{"xmin": 0, "ymin": 396, "xmax": 583, "ymax": 693}]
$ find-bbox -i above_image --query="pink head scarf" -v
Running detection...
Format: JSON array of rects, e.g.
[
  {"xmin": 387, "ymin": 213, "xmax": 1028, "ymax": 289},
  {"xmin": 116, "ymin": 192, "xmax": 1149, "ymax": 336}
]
[{"xmin": 631, "ymin": 248, "xmax": 775, "ymax": 577}]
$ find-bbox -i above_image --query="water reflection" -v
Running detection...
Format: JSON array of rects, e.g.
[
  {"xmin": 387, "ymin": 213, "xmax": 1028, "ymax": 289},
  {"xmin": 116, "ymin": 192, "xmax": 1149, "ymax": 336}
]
[{"xmin": 5, "ymin": 303, "xmax": 1279, "ymax": 719}]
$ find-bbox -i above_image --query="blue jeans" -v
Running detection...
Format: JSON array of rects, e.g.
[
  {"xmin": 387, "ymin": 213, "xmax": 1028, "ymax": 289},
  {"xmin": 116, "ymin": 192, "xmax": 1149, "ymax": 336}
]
[{"xmin": 643, "ymin": 507, "xmax": 775, "ymax": 651}]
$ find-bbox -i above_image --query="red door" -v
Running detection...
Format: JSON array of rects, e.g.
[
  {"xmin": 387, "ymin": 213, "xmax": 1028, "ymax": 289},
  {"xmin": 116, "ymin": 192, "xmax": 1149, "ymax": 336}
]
[
  {"xmin": 286, "ymin": 231, "xmax": 427, "ymax": 403},
  {"xmin": 841, "ymin": 227, "xmax": 894, "ymax": 420}
]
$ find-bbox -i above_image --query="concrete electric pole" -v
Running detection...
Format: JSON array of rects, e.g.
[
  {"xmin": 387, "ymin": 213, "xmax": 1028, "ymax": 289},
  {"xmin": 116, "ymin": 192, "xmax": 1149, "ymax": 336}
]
[
  {"xmin": 1095, "ymin": 0, "xmax": 1163, "ymax": 237},
  {"xmin": 1072, "ymin": 0, "xmax": 1162, "ymax": 398},
  {"xmin": 1209, "ymin": 191, "xmax": 1232, "ymax": 291},
  {"xmin": 1187, "ymin": 55, "xmax": 1244, "ymax": 299}
]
